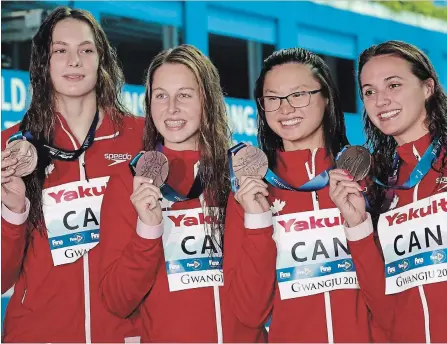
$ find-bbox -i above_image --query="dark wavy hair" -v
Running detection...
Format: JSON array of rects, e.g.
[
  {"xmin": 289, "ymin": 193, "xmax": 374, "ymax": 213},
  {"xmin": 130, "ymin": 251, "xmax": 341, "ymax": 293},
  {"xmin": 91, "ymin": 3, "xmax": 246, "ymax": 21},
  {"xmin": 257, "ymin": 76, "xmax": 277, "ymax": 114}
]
[
  {"xmin": 142, "ymin": 44, "xmax": 231, "ymax": 250},
  {"xmin": 358, "ymin": 40, "xmax": 447, "ymax": 212},
  {"xmin": 254, "ymin": 47, "xmax": 349, "ymax": 168},
  {"xmin": 20, "ymin": 6, "xmax": 129, "ymax": 235}
]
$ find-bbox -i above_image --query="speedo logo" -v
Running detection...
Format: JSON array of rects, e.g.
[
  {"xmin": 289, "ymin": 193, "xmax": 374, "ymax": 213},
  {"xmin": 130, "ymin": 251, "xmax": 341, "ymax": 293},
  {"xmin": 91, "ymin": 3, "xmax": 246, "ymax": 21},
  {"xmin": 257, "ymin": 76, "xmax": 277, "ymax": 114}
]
[
  {"xmin": 436, "ymin": 177, "xmax": 447, "ymax": 191},
  {"xmin": 104, "ymin": 153, "xmax": 132, "ymax": 166}
]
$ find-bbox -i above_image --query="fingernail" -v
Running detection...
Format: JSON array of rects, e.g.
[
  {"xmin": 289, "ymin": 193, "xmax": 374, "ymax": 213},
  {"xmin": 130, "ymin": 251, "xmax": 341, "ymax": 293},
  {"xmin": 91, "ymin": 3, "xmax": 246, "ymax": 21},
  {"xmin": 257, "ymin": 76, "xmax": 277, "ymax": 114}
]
[{"xmin": 149, "ymin": 179, "xmax": 153, "ymax": 184}]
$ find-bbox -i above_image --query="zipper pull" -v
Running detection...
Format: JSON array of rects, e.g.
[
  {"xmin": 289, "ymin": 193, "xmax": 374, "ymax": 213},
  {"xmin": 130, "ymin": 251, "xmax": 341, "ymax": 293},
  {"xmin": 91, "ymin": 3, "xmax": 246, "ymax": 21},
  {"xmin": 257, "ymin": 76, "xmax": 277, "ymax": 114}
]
[{"xmin": 82, "ymin": 162, "xmax": 90, "ymax": 182}]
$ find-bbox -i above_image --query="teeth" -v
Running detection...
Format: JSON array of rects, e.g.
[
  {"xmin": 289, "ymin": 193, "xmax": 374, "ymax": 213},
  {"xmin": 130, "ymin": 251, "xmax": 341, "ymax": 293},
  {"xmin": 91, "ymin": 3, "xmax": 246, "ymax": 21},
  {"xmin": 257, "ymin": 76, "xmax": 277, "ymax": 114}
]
[
  {"xmin": 165, "ymin": 120, "xmax": 186, "ymax": 128},
  {"xmin": 281, "ymin": 118, "xmax": 302, "ymax": 126},
  {"xmin": 380, "ymin": 109, "xmax": 401, "ymax": 119}
]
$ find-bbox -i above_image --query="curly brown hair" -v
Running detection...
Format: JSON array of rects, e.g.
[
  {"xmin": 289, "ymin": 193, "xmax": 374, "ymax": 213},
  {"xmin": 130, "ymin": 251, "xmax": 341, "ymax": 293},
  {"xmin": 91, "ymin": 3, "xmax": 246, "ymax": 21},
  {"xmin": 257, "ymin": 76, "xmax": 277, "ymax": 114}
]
[
  {"xmin": 358, "ymin": 40, "xmax": 447, "ymax": 214},
  {"xmin": 20, "ymin": 6, "xmax": 129, "ymax": 235}
]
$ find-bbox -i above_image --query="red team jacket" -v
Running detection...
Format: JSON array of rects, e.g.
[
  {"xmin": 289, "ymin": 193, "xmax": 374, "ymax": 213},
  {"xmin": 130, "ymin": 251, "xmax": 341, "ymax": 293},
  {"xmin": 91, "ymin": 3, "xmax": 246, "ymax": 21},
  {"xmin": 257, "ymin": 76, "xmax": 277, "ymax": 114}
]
[
  {"xmin": 1, "ymin": 113, "xmax": 144, "ymax": 343},
  {"xmin": 99, "ymin": 146, "xmax": 268, "ymax": 342},
  {"xmin": 346, "ymin": 133, "xmax": 447, "ymax": 343},
  {"xmin": 225, "ymin": 148, "xmax": 378, "ymax": 342}
]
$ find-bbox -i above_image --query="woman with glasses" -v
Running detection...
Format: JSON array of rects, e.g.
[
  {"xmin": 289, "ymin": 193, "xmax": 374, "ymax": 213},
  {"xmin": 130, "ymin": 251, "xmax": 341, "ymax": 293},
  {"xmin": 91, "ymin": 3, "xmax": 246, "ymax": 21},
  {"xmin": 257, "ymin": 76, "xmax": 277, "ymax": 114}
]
[
  {"xmin": 224, "ymin": 47, "xmax": 380, "ymax": 342},
  {"xmin": 329, "ymin": 41, "xmax": 447, "ymax": 343}
]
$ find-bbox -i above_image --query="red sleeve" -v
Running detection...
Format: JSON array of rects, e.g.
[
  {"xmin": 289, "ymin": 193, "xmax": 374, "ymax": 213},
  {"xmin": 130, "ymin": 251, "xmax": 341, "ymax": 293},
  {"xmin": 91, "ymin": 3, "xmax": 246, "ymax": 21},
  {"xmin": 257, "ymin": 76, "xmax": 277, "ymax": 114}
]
[
  {"xmin": 1, "ymin": 130, "xmax": 28, "ymax": 294},
  {"xmin": 348, "ymin": 233, "xmax": 396, "ymax": 338},
  {"xmin": 99, "ymin": 175, "xmax": 164, "ymax": 318},
  {"xmin": 1, "ymin": 218, "xmax": 27, "ymax": 293},
  {"xmin": 223, "ymin": 194, "xmax": 277, "ymax": 328}
]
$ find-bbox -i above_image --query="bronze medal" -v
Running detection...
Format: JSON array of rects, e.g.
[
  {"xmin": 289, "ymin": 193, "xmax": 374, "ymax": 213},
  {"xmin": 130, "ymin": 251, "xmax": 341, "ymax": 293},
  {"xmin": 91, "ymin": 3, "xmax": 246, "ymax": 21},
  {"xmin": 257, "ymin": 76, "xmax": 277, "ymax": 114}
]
[
  {"xmin": 6, "ymin": 140, "xmax": 38, "ymax": 177},
  {"xmin": 135, "ymin": 151, "xmax": 169, "ymax": 187},
  {"xmin": 336, "ymin": 145, "xmax": 371, "ymax": 181},
  {"xmin": 232, "ymin": 146, "xmax": 268, "ymax": 186}
]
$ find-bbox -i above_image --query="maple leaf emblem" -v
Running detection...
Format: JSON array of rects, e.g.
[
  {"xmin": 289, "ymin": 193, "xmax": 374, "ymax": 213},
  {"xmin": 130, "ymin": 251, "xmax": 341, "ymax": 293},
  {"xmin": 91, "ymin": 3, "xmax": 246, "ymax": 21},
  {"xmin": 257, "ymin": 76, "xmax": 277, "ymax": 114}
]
[{"xmin": 270, "ymin": 199, "xmax": 286, "ymax": 215}]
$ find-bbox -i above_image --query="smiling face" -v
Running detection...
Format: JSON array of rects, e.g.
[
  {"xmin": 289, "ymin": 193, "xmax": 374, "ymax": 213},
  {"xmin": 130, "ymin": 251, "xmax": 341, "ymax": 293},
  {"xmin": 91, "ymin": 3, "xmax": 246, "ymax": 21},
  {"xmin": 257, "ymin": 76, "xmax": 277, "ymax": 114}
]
[
  {"xmin": 49, "ymin": 18, "xmax": 99, "ymax": 99},
  {"xmin": 360, "ymin": 54, "xmax": 434, "ymax": 145},
  {"xmin": 262, "ymin": 62, "xmax": 327, "ymax": 151},
  {"xmin": 150, "ymin": 63, "xmax": 202, "ymax": 151}
]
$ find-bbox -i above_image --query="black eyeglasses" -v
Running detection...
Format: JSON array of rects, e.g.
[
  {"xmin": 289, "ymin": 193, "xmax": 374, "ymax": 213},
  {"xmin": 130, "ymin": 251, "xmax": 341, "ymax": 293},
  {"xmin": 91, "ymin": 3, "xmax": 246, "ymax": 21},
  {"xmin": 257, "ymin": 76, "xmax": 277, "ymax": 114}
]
[{"xmin": 257, "ymin": 89, "xmax": 322, "ymax": 112}]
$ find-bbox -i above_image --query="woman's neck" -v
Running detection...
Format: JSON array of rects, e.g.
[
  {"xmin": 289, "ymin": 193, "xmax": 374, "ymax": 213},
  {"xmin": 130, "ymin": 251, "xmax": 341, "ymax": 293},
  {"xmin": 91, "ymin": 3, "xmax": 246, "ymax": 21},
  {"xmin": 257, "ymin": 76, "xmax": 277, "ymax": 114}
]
[
  {"xmin": 282, "ymin": 127, "xmax": 325, "ymax": 152},
  {"xmin": 55, "ymin": 92, "xmax": 103, "ymax": 144},
  {"xmin": 394, "ymin": 123, "xmax": 429, "ymax": 146}
]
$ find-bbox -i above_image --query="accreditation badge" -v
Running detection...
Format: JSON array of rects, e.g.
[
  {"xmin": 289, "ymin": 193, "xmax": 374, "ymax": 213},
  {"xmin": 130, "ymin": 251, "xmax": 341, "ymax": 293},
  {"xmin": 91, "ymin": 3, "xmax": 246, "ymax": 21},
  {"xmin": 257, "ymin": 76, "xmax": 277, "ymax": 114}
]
[
  {"xmin": 378, "ymin": 192, "xmax": 447, "ymax": 294},
  {"xmin": 43, "ymin": 177, "xmax": 109, "ymax": 266},
  {"xmin": 162, "ymin": 207, "xmax": 223, "ymax": 292},
  {"xmin": 273, "ymin": 208, "xmax": 359, "ymax": 299}
]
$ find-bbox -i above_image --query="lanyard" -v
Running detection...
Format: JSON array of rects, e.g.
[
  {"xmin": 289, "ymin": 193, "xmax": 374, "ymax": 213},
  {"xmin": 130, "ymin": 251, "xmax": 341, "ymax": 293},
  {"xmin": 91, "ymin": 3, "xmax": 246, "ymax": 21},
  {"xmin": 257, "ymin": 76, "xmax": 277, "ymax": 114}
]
[
  {"xmin": 373, "ymin": 136, "xmax": 441, "ymax": 189},
  {"xmin": 129, "ymin": 145, "xmax": 204, "ymax": 203},
  {"xmin": 10, "ymin": 109, "xmax": 100, "ymax": 161},
  {"xmin": 228, "ymin": 142, "xmax": 332, "ymax": 193}
]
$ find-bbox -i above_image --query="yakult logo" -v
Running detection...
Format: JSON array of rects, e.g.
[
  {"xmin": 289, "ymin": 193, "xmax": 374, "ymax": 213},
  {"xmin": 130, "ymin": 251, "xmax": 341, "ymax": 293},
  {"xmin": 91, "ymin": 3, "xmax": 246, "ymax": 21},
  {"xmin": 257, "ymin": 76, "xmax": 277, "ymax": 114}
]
[
  {"xmin": 385, "ymin": 197, "xmax": 447, "ymax": 226},
  {"xmin": 168, "ymin": 213, "xmax": 219, "ymax": 227},
  {"xmin": 278, "ymin": 214, "xmax": 344, "ymax": 232},
  {"xmin": 47, "ymin": 185, "xmax": 107, "ymax": 204}
]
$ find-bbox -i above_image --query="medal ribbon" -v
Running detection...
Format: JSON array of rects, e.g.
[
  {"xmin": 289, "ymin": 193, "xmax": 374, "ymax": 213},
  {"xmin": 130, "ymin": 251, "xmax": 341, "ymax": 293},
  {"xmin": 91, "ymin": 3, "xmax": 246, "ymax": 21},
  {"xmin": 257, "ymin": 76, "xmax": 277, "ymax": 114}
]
[
  {"xmin": 129, "ymin": 145, "xmax": 204, "ymax": 203},
  {"xmin": 9, "ymin": 108, "xmax": 100, "ymax": 161},
  {"xmin": 228, "ymin": 142, "xmax": 332, "ymax": 193}
]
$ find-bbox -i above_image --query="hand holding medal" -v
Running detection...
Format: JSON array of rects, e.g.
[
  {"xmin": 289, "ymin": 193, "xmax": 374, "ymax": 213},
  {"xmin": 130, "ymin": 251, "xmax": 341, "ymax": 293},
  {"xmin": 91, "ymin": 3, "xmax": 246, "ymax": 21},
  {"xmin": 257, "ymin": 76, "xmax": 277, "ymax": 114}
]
[
  {"xmin": 1, "ymin": 146, "xmax": 29, "ymax": 213},
  {"xmin": 130, "ymin": 151, "xmax": 167, "ymax": 226},
  {"xmin": 5, "ymin": 139, "xmax": 38, "ymax": 177},
  {"xmin": 329, "ymin": 145, "xmax": 372, "ymax": 227},
  {"xmin": 231, "ymin": 145, "xmax": 271, "ymax": 214}
]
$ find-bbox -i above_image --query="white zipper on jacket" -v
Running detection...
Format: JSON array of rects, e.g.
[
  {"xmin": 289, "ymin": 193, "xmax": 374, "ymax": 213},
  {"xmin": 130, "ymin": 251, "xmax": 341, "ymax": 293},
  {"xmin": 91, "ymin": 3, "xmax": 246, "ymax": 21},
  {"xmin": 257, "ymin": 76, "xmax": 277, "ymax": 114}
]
[
  {"xmin": 57, "ymin": 117, "xmax": 119, "ymax": 343},
  {"xmin": 194, "ymin": 161, "xmax": 223, "ymax": 343},
  {"xmin": 411, "ymin": 145, "xmax": 431, "ymax": 344},
  {"xmin": 305, "ymin": 148, "xmax": 334, "ymax": 344},
  {"xmin": 58, "ymin": 118, "xmax": 92, "ymax": 343}
]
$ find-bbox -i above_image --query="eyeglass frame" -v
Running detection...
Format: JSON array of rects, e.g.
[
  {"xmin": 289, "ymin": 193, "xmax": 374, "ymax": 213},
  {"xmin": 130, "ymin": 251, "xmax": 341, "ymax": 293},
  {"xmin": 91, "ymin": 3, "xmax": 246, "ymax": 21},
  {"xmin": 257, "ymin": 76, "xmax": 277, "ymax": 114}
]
[{"xmin": 257, "ymin": 89, "xmax": 323, "ymax": 112}]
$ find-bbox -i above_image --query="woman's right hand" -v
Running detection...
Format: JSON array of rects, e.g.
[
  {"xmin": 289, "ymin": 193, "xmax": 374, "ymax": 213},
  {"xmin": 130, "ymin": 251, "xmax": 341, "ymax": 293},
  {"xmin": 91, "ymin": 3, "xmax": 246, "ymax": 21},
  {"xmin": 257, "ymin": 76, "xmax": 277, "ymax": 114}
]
[
  {"xmin": 234, "ymin": 175, "xmax": 270, "ymax": 214},
  {"xmin": 329, "ymin": 169, "xmax": 367, "ymax": 228},
  {"xmin": 131, "ymin": 176, "xmax": 163, "ymax": 226},
  {"xmin": 1, "ymin": 149, "xmax": 26, "ymax": 213}
]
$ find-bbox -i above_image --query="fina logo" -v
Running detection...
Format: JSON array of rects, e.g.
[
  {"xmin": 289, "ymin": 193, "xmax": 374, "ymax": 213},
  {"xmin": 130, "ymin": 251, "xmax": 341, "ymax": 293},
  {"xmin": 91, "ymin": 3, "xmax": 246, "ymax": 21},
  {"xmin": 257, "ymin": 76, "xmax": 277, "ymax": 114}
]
[
  {"xmin": 398, "ymin": 259, "xmax": 410, "ymax": 271},
  {"xmin": 70, "ymin": 233, "xmax": 85, "ymax": 244},
  {"xmin": 430, "ymin": 250, "xmax": 446, "ymax": 264}
]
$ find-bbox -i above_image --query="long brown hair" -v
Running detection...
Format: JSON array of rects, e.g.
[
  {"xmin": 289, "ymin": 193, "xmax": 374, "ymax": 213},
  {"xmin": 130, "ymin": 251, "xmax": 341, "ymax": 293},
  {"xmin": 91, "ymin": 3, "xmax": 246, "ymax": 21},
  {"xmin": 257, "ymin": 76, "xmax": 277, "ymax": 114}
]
[
  {"xmin": 143, "ymin": 44, "xmax": 231, "ymax": 250},
  {"xmin": 20, "ymin": 6, "xmax": 129, "ymax": 234},
  {"xmin": 358, "ymin": 40, "xmax": 447, "ymax": 213}
]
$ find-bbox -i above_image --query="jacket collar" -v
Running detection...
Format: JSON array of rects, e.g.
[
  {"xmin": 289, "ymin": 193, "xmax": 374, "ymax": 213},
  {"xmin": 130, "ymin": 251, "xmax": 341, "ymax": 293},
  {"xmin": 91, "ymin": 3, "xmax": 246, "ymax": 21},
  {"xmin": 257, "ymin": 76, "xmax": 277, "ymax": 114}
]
[
  {"xmin": 396, "ymin": 132, "xmax": 431, "ymax": 165},
  {"xmin": 53, "ymin": 111, "xmax": 120, "ymax": 150}
]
